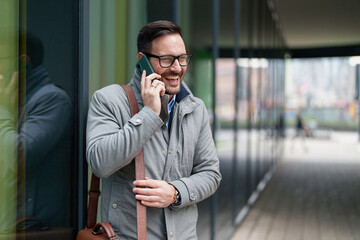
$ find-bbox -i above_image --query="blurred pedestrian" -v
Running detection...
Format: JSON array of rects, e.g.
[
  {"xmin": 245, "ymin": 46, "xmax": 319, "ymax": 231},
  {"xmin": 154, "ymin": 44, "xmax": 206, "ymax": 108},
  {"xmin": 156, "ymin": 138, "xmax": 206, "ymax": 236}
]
[{"xmin": 292, "ymin": 113, "xmax": 308, "ymax": 152}]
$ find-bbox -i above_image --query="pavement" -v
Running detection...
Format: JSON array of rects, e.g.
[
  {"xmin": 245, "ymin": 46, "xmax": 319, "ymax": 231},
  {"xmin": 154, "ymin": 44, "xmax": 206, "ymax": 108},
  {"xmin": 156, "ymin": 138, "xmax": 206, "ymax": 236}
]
[{"xmin": 230, "ymin": 131, "xmax": 360, "ymax": 240}]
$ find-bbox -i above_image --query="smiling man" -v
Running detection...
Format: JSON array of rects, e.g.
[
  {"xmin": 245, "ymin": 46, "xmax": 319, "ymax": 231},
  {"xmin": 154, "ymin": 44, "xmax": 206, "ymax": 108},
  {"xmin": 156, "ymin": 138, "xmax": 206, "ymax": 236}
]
[{"xmin": 86, "ymin": 20, "xmax": 221, "ymax": 240}]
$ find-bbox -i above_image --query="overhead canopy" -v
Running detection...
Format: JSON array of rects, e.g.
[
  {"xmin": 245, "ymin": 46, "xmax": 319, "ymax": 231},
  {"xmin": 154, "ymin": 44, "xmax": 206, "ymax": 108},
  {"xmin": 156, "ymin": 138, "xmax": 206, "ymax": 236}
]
[
  {"xmin": 192, "ymin": 0, "xmax": 360, "ymax": 58},
  {"xmin": 273, "ymin": 0, "xmax": 360, "ymax": 49},
  {"xmin": 148, "ymin": 0, "xmax": 360, "ymax": 58},
  {"xmin": 274, "ymin": 0, "xmax": 360, "ymax": 57}
]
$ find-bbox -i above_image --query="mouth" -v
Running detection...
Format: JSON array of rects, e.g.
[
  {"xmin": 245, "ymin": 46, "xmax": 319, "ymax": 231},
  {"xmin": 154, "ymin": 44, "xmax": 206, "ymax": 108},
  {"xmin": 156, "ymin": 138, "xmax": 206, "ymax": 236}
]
[{"xmin": 163, "ymin": 76, "xmax": 180, "ymax": 86}]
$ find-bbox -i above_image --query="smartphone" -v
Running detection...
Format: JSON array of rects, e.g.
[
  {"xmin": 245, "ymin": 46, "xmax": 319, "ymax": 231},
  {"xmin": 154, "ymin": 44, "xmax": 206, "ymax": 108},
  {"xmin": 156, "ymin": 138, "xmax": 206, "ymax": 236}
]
[{"xmin": 136, "ymin": 55, "xmax": 155, "ymax": 76}]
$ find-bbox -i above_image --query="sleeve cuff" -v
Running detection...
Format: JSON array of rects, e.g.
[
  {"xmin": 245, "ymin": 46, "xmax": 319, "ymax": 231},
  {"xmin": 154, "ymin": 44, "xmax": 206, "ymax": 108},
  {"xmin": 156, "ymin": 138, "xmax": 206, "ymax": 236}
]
[{"xmin": 168, "ymin": 179, "xmax": 197, "ymax": 209}]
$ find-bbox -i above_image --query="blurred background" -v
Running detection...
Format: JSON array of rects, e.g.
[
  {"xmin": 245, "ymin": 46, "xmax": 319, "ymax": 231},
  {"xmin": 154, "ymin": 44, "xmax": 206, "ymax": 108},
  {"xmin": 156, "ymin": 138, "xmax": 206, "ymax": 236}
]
[{"xmin": 1, "ymin": 0, "xmax": 359, "ymax": 239}]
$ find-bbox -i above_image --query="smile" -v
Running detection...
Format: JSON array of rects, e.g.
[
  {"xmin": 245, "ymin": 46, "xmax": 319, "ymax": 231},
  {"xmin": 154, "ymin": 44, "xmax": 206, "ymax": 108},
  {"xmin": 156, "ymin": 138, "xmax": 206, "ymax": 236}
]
[{"xmin": 165, "ymin": 76, "xmax": 179, "ymax": 80}]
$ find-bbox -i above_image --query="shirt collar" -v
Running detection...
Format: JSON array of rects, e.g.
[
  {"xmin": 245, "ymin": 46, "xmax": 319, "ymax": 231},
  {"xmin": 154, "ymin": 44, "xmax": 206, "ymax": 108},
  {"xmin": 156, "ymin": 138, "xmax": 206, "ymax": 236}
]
[
  {"xmin": 166, "ymin": 95, "xmax": 176, "ymax": 128},
  {"xmin": 168, "ymin": 95, "xmax": 176, "ymax": 113}
]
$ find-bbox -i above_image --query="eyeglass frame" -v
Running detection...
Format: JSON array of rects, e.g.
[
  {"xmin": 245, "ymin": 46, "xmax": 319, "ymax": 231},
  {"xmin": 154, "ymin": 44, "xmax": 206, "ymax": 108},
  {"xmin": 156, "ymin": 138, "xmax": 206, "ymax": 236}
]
[{"xmin": 143, "ymin": 52, "xmax": 192, "ymax": 68}]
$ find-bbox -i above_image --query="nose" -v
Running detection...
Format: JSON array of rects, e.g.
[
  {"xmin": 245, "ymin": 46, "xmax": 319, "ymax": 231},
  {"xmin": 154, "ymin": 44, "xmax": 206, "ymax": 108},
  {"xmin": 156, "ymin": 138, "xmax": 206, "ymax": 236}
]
[{"xmin": 170, "ymin": 59, "xmax": 182, "ymax": 73}]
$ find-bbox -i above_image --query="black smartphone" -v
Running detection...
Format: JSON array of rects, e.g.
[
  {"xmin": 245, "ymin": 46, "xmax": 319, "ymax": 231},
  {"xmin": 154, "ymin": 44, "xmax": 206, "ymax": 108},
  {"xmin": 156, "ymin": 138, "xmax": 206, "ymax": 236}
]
[{"xmin": 136, "ymin": 55, "xmax": 155, "ymax": 76}]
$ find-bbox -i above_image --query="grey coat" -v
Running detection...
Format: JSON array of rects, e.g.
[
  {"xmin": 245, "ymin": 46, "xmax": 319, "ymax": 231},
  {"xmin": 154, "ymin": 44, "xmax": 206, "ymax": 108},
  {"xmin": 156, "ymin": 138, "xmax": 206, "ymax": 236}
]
[{"xmin": 86, "ymin": 70, "xmax": 221, "ymax": 239}]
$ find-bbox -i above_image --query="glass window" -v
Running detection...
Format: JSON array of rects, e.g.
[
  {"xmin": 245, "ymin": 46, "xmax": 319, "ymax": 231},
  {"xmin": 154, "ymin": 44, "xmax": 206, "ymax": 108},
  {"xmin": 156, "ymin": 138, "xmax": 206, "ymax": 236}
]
[{"xmin": 1, "ymin": 0, "xmax": 79, "ymax": 238}]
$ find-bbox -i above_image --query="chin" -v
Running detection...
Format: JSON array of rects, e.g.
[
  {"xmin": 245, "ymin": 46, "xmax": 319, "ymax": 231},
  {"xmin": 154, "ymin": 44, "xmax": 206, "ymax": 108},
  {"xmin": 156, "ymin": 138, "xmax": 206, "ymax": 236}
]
[{"xmin": 165, "ymin": 87, "xmax": 181, "ymax": 95}]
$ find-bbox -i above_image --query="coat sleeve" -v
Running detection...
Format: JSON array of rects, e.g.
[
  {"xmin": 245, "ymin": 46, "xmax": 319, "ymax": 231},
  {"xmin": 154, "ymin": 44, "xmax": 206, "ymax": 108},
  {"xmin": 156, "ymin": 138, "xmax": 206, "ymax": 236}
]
[
  {"xmin": 86, "ymin": 86, "xmax": 164, "ymax": 178},
  {"xmin": 20, "ymin": 89, "xmax": 72, "ymax": 169},
  {"xmin": 169, "ymin": 102, "xmax": 221, "ymax": 208},
  {"xmin": 0, "ymin": 87, "xmax": 72, "ymax": 171}
]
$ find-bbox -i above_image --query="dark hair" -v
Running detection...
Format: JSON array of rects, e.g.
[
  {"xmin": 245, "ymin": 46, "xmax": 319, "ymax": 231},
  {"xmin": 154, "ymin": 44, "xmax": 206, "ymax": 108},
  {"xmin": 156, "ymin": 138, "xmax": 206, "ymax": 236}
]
[
  {"xmin": 137, "ymin": 20, "xmax": 182, "ymax": 53},
  {"xmin": 25, "ymin": 32, "xmax": 44, "ymax": 67}
]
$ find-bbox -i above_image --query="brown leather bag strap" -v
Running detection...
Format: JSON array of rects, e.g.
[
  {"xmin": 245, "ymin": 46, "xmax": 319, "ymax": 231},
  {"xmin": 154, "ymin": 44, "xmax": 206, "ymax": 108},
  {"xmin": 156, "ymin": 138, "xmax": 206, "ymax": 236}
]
[
  {"xmin": 135, "ymin": 148, "xmax": 146, "ymax": 240},
  {"xmin": 121, "ymin": 85, "xmax": 147, "ymax": 240},
  {"xmin": 122, "ymin": 85, "xmax": 139, "ymax": 115},
  {"xmin": 86, "ymin": 85, "xmax": 146, "ymax": 239},
  {"xmin": 87, "ymin": 173, "xmax": 101, "ymax": 228}
]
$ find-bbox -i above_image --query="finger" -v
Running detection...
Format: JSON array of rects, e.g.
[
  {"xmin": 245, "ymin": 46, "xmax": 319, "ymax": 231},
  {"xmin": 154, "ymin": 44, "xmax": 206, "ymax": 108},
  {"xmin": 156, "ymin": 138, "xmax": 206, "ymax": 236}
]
[
  {"xmin": 140, "ymin": 70, "xmax": 146, "ymax": 93},
  {"xmin": 150, "ymin": 79, "xmax": 165, "ymax": 89},
  {"xmin": 140, "ymin": 195, "xmax": 170, "ymax": 208},
  {"xmin": 139, "ymin": 200, "xmax": 163, "ymax": 208},
  {"xmin": 8, "ymin": 72, "xmax": 18, "ymax": 92},
  {"xmin": 133, "ymin": 187, "xmax": 156, "ymax": 195},
  {"xmin": 142, "ymin": 179, "xmax": 163, "ymax": 188},
  {"xmin": 135, "ymin": 194, "xmax": 159, "ymax": 202},
  {"xmin": 150, "ymin": 79, "xmax": 164, "ymax": 87},
  {"xmin": 133, "ymin": 179, "xmax": 151, "ymax": 187},
  {"xmin": 150, "ymin": 81, "xmax": 166, "ymax": 97},
  {"xmin": 144, "ymin": 73, "xmax": 153, "ymax": 89},
  {"xmin": 134, "ymin": 179, "xmax": 160, "ymax": 188},
  {"xmin": 146, "ymin": 73, "xmax": 161, "ymax": 87},
  {"xmin": 151, "ymin": 82, "xmax": 166, "ymax": 97}
]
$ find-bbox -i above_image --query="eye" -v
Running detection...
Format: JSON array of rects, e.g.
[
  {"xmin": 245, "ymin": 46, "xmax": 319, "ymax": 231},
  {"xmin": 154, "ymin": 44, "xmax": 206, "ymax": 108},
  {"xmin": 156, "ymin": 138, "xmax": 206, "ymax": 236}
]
[
  {"xmin": 161, "ymin": 56, "xmax": 173, "ymax": 63},
  {"xmin": 179, "ymin": 56, "xmax": 187, "ymax": 64}
]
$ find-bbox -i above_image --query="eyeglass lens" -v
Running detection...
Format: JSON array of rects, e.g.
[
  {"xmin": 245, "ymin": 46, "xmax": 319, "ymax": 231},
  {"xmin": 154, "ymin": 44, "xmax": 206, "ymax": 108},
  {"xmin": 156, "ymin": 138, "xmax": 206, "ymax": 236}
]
[{"xmin": 160, "ymin": 55, "xmax": 191, "ymax": 67}]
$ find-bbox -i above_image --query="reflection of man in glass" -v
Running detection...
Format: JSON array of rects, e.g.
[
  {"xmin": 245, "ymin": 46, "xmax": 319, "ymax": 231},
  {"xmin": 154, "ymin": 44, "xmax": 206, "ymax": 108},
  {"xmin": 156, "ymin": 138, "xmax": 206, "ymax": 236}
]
[{"xmin": 0, "ymin": 31, "xmax": 72, "ymax": 229}]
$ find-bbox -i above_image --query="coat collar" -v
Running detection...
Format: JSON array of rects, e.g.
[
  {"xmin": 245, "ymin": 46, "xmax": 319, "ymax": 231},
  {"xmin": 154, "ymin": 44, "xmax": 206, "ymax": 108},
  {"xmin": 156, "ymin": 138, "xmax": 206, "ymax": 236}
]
[{"xmin": 26, "ymin": 64, "xmax": 51, "ymax": 102}]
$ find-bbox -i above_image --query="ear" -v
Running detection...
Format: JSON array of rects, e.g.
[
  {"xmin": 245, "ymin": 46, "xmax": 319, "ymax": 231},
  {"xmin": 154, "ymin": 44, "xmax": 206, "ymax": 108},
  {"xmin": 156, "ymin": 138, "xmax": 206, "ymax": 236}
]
[
  {"xmin": 20, "ymin": 54, "xmax": 31, "ymax": 64},
  {"xmin": 137, "ymin": 52, "xmax": 144, "ymax": 61}
]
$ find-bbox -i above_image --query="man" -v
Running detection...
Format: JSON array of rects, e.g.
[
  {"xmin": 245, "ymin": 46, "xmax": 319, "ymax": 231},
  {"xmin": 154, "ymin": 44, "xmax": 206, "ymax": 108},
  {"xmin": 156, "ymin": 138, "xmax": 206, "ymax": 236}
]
[{"xmin": 86, "ymin": 20, "xmax": 221, "ymax": 239}]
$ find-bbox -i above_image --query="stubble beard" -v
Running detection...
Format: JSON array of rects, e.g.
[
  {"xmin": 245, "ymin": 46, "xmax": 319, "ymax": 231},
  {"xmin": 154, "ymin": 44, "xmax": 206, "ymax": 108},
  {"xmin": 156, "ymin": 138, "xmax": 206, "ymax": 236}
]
[{"xmin": 162, "ymin": 69, "xmax": 184, "ymax": 95}]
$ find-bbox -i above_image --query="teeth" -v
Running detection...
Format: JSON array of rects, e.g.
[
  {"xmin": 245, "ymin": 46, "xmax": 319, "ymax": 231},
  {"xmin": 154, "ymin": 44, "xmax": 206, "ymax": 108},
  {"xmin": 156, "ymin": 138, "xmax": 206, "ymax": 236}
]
[{"xmin": 165, "ymin": 76, "xmax": 178, "ymax": 80}]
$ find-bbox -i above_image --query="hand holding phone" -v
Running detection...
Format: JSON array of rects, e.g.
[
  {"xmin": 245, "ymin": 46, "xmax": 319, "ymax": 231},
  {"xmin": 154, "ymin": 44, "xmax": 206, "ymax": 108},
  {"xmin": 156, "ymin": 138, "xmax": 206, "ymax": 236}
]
[{"xmin": 137, "ymin": 55, "xmax": 165, "ymax": 116}]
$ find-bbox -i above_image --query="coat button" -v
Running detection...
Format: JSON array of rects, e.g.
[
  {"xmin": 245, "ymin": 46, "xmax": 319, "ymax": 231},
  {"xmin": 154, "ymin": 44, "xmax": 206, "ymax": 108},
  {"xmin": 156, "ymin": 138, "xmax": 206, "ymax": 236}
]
[
  {"xmin": 112, "ymin": 203, "xmax": 118, "ymax": 209},
  {"xmin": 136, "ymin": 119, "xmax": 141, "ymax": 123},
  {"xmin": 170, "ymin": 232, "xmax": 174, "ymax": 238},
  {"xmin": 168, "ymin": 150, "xmax": 173, "ymax": 154},
  {"xmin": 190, "ymin": 193, "xmax": 196, "ymax": 200}
]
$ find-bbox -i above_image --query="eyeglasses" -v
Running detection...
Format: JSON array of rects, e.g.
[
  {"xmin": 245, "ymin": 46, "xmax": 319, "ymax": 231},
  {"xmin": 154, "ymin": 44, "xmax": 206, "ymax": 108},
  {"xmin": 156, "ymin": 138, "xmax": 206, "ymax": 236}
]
[{"xmin": 144, "ymin": 52, "xmax": 192, "ymax": 68}]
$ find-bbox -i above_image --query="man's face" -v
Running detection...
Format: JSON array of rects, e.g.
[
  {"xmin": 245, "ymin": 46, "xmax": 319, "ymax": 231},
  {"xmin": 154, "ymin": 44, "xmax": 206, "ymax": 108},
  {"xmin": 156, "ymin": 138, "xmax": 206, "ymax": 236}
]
[{"xmin": 148, "ymin": 33, "xmax": 187, "ymax": 96}]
